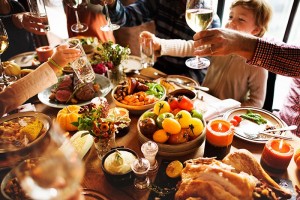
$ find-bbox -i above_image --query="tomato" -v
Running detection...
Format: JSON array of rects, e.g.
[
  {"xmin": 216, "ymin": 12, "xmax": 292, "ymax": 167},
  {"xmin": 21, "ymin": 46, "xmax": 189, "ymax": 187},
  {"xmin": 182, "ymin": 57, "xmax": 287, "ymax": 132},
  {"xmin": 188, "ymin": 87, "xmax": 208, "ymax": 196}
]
[
  {"xmin": 233, "ymin": 115, "xmax": 242, "ymax": 123},
  {"xmin": 230, "ymin": 119, "xmax": 239, "ymax": 127},
  {"xmin": 168, "ymin": 97, "xmax": 179, "ymax": 110},
  {"xmin": 178, "ymin": 95, "xmax": 194, "ymax": 111}
]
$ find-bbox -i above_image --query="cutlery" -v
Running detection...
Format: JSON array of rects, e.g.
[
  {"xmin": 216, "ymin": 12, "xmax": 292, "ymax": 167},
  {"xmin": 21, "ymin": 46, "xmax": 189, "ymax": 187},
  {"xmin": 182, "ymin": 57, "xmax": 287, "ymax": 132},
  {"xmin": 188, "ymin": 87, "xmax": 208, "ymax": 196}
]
[
  {"xmin": 260, "ymin": 125, "xmax": 297, "ymax": 133},
  {"xmin": 167, "ymin": 80, "xmax": 209, "ymax": 92},
  {"xmin": 242, "ymin": 125, "xmax": 296, "ymax": 140},
  {"xmin": 243, "ymin": 132, "xmax": 293, "ymax": 140}
]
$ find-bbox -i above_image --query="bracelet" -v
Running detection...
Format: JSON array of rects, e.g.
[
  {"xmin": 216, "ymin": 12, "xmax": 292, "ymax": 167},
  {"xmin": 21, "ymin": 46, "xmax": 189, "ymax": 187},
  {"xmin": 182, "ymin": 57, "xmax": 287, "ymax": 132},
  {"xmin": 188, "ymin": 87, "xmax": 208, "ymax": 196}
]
[{"xmin": 48, "ymin": 57, "xmax": 63, "ymax": 71}]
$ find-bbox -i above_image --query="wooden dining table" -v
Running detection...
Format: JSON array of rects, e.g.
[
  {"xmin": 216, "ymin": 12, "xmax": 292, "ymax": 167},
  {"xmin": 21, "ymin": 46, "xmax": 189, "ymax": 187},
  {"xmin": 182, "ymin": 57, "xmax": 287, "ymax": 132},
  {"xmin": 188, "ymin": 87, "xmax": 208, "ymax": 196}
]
[{"xmin": 0, "ymin": 74, "xmax": 299, "ymax": 200}]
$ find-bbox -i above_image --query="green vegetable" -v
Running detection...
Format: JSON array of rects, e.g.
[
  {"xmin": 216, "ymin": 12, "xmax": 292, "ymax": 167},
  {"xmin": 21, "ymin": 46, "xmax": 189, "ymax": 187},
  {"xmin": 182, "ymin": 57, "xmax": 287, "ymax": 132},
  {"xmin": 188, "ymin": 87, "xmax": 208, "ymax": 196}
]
[
  {"xmin": 240, "ymin": 109, "xmax": 267, "ymax": 125},
  {"xmin": 145, "ymin": 83, "xmax": 165, "ymax": 99}
]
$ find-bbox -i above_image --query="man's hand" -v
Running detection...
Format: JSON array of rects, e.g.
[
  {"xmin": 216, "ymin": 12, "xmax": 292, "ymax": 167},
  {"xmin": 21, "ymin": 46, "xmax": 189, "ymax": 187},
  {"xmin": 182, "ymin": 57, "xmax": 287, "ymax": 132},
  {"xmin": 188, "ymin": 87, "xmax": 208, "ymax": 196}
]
[{"xmin": 90, "ymin": 0, "xmax": 116, "ymax": 7}]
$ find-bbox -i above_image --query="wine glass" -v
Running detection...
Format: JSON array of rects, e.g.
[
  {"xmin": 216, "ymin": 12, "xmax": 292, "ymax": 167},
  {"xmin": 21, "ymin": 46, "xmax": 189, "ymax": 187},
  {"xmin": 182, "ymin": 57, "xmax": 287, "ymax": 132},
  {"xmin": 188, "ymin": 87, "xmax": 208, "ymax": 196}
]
[
  {"xmin": 65, "ymin": 0, "xmax": 89, "ymax": 33},
  {"xmin": 100, "ymin": 1, "xmax": 120, "ymax": 31},
  {"xmin": 14, "ymin": 122, "xmax": 85, "ymax": 200},
  {"xmin": 185, "ymin": 0, "xmax": 213, "ymax": 69}
]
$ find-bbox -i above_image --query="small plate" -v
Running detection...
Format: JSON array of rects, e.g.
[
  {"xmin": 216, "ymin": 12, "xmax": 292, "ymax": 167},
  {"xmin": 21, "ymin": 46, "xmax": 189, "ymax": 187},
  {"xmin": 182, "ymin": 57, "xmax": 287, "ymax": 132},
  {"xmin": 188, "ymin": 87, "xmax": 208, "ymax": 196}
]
[
  {"xmin": 8, "ymin": 51, "xmax": 39, "ymax": 68},
  {"xmin": 121, "ymin": 55, "xmax": 143, "ymax": 73},
  {"xmin": 38, "ymin": 74, "xmax": 112, "ymax": 108},
  {"xmin": 223, "ymin": 107, "xmax": 285, "ymax": 144}
]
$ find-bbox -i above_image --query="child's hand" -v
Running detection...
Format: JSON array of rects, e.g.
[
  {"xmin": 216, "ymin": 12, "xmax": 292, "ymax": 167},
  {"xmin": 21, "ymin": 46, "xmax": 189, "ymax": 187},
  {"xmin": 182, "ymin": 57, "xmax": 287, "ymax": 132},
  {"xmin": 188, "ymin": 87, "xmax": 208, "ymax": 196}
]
[{"xmin": 139, "ymin": 31, "xmax": 161, "ymax": 52}]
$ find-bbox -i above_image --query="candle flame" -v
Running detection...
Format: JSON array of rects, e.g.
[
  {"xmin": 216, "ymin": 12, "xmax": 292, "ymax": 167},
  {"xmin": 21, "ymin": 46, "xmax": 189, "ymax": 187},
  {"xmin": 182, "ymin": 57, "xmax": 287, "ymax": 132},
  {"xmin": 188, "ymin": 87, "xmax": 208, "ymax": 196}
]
[
  {"xmin": 279, "ymin": 139, "xmax": 284, "ymax": 150},
  {"xmin": 218, "ymin": 123, "xmax": 222, "ymax": 131}
]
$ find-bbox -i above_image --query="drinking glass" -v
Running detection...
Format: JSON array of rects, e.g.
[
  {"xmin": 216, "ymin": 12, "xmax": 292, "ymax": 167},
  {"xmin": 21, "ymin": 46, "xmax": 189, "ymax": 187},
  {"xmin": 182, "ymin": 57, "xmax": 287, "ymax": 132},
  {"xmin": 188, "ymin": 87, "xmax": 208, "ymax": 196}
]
[
  {"xmin": 65, "ymin": 0, "xmax": 89, "ymax": 33},
  {"xmin": 27, "ymin": 0, "xmax": 50, "ymax": 32},
  {"xmin": 140, "ymin": 36, "xmax": 154, "ymax": 68},
  {"xmin": 66, "ymin": 38, "xmax": 95, "ymax": 83},
  {"xmin": 100, "ymin": 1, "xmax": 120, "ymax": 31},
  {"xmin": 185, "ymin": 0, "xmax": 213, "ymax": 69},
  {"xmin": 14, "ymin": 123, "xmax": 85, "ymax": 200}
]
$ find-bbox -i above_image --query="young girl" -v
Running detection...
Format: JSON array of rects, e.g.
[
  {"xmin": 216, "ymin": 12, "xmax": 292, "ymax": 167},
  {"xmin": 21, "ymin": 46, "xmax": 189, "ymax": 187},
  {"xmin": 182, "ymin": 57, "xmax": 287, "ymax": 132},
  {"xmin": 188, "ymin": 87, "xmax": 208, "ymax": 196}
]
[{"xmin": 142, "ymin": 0, "xmax": 272, "ymax": 108}]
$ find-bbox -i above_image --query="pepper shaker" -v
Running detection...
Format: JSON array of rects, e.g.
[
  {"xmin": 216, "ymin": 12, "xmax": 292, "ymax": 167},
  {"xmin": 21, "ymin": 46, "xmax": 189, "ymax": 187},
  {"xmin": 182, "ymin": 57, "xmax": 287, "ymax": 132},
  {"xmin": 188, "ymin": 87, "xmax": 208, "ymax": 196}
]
[{"xmin": 141, "ymin": 141, "xmax": 158, "ymax": 171}]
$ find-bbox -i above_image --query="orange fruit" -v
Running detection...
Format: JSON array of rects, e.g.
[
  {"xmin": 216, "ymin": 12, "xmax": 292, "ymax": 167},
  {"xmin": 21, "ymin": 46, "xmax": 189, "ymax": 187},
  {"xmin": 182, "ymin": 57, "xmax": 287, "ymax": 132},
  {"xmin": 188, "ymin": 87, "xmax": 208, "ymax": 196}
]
[
  {"xmin": 162, "ymin": 118, "xmax": 181, "ymax": 134},
  {"xmin": 294, "ymin": 148, "xmax": 300, "ymax": 169},
  {"xmin": 153, "ymin": 129, "xmax": 169, "ymax": 143},
  {"xmin": 166, "ymin": 160, "xmax": 183, "ymax": 178}
]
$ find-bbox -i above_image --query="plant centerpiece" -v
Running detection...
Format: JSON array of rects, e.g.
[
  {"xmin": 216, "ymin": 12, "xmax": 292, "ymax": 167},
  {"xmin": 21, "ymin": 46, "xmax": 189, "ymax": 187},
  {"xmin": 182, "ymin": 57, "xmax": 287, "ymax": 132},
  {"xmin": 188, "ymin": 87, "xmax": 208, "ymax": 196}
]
[
  {"xmin": 72, "ymin": 97, "xmax": 124, "ymax": 159},
  {"xmin": 89, "ymin": 41, "xmax": 131, "ymax": 86}
]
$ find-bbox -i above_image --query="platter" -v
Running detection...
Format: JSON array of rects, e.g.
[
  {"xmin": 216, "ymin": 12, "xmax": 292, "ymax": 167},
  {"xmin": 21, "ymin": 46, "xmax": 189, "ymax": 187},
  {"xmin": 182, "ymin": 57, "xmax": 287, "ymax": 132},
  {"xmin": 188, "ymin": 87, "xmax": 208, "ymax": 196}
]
[
  {"xmin": 121, "ymin": 55, "xmax": 143, "ymax": 73},
  {"xmin": 8, "ymin": 51, "xmax": 39, "ymax": 68},
  {"xmin": 38, "ymin": 74, "xmax": 112, "ymax": 108},
  {"xmin": 223, "ymin": 107, "xmax": 285, "ymax": 144}
]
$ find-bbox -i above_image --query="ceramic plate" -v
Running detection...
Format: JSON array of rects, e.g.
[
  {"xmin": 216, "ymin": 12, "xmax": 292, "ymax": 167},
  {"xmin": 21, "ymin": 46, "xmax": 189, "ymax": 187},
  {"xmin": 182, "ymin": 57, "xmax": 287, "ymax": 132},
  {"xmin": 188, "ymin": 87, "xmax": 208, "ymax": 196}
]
[
  {"xmin": 223, "ymin": 107, "xmax": 285, "ymax": 144},
  {"xmin": 165, "ymin": 75, "xmax": 200, "ymax": 87},
  {"xmin": 8, "ymin": 51, "xmax": 39, "ymax": 68},
  {"xmin": 38, "ymin": 74, "xmax": 112, "ymax": 108},
  {"xmin": 121, "ymin": 55, "xmax": 143, "ymax": 73}
]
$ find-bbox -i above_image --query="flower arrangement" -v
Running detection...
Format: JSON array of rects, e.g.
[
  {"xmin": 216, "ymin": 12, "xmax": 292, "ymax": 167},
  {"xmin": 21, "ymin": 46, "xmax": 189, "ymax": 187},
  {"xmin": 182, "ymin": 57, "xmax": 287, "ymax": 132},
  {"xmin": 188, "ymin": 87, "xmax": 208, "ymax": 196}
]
[{"xmin": 89, "ymin": 41, "xmax": 131, "ymax": 75}]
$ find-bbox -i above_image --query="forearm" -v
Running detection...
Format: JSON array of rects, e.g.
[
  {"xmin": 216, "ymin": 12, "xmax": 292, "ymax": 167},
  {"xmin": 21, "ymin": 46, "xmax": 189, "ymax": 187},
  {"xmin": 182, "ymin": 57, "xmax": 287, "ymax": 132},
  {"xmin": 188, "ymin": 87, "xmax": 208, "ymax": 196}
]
[{"xmin": 158, "ymin": 39, "xmax": 194, "ymax": 57}]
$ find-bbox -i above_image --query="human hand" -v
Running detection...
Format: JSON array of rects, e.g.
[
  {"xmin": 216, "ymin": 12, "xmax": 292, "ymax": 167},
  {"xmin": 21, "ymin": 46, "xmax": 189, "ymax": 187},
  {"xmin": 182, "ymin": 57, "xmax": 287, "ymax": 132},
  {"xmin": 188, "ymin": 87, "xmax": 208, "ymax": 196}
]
[
  {"xmin": 139, "ymin": 31, "xmax": 161, "ymax": 52},
  {"xmin": 51, "ymin": 45, "xmax": 81, "ymax": 68},
  {"xmin": 193, "ymin": 28, "xmax": 257, "ymax": 60},
  {"xmin": 16, "ymin": 12, "xmax": 48, "ymax": 35},
  {"xmin": 90, "ymin": 0, "xmax": 115, "ymax": 7}
]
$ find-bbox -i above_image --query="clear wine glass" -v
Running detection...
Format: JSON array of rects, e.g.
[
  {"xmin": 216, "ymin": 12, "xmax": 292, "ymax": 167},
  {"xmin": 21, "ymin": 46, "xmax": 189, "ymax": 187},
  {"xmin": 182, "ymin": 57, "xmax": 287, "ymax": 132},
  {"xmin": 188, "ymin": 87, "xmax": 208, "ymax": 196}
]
[
  {"xmin": 100, "ymin": 1, "xmax": 120, "ymax": 31},
  {"xmin": 14, "ymin": 123, "xmax": 85, "ymax": 200},
  {"xmin": 185, "ymin": 0, "xmax": 213, "ymax": 69},
  {"xmin": 65, "ymin": 0, "xmax": 89, "ymax": 33}
]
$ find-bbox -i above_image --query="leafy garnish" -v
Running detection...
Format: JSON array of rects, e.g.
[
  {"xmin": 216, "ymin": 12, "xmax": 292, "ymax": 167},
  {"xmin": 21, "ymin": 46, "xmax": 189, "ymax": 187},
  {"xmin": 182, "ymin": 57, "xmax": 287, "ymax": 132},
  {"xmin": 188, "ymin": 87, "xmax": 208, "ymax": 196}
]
[
  {"xmin": 240, "ymin": 109, "xmax": 267, "ymax": 125},
  {"xmin": 145, "ymin": 82, "xmax": 165, "ymax": 99}
]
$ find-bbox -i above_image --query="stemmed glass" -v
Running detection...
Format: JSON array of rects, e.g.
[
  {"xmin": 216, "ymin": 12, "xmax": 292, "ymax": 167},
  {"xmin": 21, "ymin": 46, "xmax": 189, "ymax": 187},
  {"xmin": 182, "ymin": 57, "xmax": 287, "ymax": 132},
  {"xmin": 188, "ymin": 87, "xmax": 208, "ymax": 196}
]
[
  {"xmin": 185, "ymin": 0, "xmax": 213, "ymax": 69},
  {"xmin": 14, "ymin": 123, "xmax": 85, "ymax": 200},
  {"xmin": 65, "ymin": 0, "xmax": 89, "ymax": 33},
  {"xmin": 100, "ymin": 1, "xmax": 120, "ymax": 31}
]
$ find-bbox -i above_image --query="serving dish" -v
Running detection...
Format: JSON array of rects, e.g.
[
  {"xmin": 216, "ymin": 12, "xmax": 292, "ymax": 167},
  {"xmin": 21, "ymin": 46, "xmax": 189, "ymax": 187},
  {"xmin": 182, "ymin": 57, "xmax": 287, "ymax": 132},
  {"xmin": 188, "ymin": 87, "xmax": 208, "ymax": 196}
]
[
  {"xmin": 137, "ymin": 109, "xmax": 206, "ymax": 157},
  {"xmin": 121, "ymin": 55, "xmax": 143, "ymax": 73},
  {"xmin": 0, "ymin": 112, "xmax": 51, "ymax": 170},
  {"xmin": 38, "ymin": 74, "xmax": 112, "ymax": 108},
  {"xmin": 8, "ymin": 51, "xmax": 39, "ymax": 68},
  {"xmin": 223, "ymin": 107, "xmax": 286, "ymax": 144}
]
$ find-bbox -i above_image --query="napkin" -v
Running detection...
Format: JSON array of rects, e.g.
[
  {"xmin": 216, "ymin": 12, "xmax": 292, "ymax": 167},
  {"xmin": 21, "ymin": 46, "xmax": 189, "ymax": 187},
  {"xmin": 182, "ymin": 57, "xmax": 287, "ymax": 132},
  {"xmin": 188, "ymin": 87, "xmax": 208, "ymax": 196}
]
[{"xmin": 203, "ymin": 99, "xmax": 241, "ymax": 121}]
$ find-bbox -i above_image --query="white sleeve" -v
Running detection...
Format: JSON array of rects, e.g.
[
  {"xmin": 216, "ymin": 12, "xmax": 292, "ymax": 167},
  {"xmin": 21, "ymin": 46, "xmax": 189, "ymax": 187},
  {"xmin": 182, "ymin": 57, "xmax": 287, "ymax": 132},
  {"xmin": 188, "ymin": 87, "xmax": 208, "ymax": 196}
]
[{"xmin": 157, "ymin": 38, "xmax": 195, "ymax": 57}]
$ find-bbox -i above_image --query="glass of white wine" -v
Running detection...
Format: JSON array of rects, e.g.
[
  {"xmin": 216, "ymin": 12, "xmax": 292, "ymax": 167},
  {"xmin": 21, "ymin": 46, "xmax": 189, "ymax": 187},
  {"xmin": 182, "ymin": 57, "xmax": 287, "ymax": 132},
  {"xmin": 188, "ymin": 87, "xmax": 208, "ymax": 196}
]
[
  {"xmin": 100, "ymin": 1, "xmax": 120, "ymax": 31},
  {"xmin": 185, "ymin": 0, "xmax": 213, "ymax": 69},
  {"xmin": 65, "ymin": 0, "xmax": 89, "ymax": 33}
]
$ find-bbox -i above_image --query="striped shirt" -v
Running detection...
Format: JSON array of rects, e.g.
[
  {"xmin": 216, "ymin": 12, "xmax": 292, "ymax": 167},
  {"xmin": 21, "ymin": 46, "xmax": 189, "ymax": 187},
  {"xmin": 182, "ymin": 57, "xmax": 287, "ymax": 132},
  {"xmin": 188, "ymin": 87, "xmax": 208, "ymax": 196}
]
[{"xmin": 109, "ymin": 0, "xmax": 220, "ymax": 81}]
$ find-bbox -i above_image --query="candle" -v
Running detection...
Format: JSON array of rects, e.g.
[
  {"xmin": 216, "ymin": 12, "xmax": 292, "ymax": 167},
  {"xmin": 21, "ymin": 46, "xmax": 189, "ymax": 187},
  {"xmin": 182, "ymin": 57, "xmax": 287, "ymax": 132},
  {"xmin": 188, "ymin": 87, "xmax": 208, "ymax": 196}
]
[
  {"xmin": 203, "ymin": 118, "xmax": 234, "ymax": 160},
  {"xmin": 260, "ymin": 139, "xmax": 294, "ymax": 173}
]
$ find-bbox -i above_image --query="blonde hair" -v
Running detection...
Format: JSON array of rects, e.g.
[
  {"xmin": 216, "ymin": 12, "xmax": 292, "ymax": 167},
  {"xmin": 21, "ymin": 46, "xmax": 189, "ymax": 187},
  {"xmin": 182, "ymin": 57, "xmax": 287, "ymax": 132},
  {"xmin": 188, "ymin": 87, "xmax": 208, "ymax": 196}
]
[{"xmin": 230, "ymin": 0, "xmax": 272, "ymax": 37}]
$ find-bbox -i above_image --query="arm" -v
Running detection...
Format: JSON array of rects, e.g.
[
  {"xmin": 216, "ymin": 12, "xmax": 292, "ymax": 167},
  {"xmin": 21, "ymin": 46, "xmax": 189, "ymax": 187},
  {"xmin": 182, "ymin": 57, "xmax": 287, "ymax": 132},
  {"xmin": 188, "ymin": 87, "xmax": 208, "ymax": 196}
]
[
  {"xmin": 193, "ymin": 28, "xmax": 300, "ymax": 77},
  {"xmin": 0, "ymin": 45, "xmax": 80, "ymax": 116}
]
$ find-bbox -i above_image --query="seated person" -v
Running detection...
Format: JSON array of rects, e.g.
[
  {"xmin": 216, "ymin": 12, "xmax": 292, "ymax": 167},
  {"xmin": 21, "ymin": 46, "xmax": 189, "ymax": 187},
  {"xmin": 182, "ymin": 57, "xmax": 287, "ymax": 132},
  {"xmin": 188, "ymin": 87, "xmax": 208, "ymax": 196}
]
[
  {"xmin": 140, "ymin": 0, "xmax": 272, "ymax": 108},
  {"xmin": 0, "ymin": 45, "xmax": 81, "ymax": 116}
]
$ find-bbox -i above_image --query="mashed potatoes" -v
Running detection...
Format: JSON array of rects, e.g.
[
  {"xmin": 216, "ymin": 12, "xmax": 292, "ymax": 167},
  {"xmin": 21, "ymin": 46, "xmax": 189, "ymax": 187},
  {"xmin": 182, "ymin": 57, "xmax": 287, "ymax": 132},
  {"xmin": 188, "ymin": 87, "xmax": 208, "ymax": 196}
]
[{"xmin": 104, "ymin": 150, "xmax": 136, "ymax": 175}]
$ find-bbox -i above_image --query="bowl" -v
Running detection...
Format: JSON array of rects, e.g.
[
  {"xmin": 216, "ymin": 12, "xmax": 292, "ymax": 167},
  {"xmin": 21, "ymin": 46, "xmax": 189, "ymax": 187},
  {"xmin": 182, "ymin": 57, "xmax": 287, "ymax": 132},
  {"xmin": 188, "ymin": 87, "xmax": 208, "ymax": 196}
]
[
  {"xmin": 137, "ymin": 109, "xmax": 206, "ymax": 157},
  {"xmin": 0, "ymin": 112, "xmax": 51, "ymax": 169},
  {"xmin": 111, "ymin": 84, "xmax": 166, "ymax": 115},
  {"xmin": 168, "ymin": 88, "xmax": 197, "ymax": 101},
  {"xmin": 101, "ymin": 147, "xmax": 138, "ymax": 186}
]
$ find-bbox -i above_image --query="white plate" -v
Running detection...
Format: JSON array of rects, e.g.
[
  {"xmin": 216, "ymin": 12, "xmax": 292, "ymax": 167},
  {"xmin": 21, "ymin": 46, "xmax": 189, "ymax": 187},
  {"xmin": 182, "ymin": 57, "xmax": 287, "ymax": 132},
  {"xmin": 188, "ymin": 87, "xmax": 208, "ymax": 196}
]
[
  {"xmin": 165, "ymin": 75, "xmax": 200, "ymax": 87},
  {"xmin": 121, "ymin": 55, "xmax": 143, "ymax": 73},
  {"xmin": 38, "ymin": 74, "xmax": 112, "ymax": 108},
  {"xmin": 223, "ymin": 107, "xmax": 285, "ymax": 144},
  {"xmin": 8, "ymin": 51, "xmax": 39, "ymax": 68}
]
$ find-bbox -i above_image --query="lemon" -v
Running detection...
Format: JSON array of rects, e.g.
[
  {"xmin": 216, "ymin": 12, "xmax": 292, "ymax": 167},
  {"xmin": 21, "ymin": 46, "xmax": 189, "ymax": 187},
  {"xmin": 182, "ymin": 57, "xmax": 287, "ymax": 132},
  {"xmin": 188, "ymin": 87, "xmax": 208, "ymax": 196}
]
[{"xmin": 166, "ymin": 160, "xmax": 183, "ymax": 178}]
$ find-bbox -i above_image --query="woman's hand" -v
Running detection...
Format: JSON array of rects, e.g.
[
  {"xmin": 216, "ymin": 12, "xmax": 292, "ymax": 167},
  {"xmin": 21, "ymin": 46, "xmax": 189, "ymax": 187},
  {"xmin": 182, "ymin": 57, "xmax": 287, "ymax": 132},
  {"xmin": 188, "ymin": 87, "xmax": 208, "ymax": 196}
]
[
  {"xmin": 193, "ymin": 28, "xmax": 257, "ymax": 60},
  {"xmin": 51, "ymin": 45, "xmax": 81, "ymax": 68},
  {"xmin": 13, "ymin": 12, "xmax": 48, "ymax": 35}
]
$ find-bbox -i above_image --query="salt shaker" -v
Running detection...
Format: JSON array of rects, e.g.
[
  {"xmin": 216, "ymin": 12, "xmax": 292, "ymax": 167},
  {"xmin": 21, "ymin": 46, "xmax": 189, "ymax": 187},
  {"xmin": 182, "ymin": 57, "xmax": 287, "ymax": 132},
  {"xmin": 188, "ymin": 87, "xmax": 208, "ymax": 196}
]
[
  {"xmin": 141, "ymin": 141, "xmax": 158, "ymax": 171},
  {"xmin": 131, "ymin": 158, "xmax": 150, "ymax": 190}
]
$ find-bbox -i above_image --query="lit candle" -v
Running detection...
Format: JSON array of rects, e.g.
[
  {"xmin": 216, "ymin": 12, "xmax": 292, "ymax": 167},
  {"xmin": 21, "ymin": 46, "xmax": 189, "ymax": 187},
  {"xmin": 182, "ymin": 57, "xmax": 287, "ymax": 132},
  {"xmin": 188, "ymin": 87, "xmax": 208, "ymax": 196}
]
[
  {"xmin": 203, "ymin": 118, "xmax": 234, "ymax": 160},
  {"xmin": 260, "ymin": 139, "xmax": 294, "ymax": 173}
]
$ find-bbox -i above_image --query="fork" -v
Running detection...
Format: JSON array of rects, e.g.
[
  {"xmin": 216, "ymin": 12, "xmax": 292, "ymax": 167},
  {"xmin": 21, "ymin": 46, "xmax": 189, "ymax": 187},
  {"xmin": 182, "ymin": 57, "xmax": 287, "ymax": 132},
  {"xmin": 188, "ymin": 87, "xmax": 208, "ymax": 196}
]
[{"xmin": 243, "ymin": 129, "xmax": 294, "ymax": 140}]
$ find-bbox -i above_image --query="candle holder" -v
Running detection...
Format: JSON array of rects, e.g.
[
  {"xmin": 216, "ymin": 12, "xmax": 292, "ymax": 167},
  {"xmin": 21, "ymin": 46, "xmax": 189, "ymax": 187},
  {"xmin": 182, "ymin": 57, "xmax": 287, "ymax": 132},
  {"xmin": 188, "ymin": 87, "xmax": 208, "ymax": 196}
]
[
  {"xmin": 141, "ymin": 141, "xmax": 158, "ymax": 172},
  {"xmin": 131, "ymin": 158, "xmax": 150, "ymax": 190},
  {"xmin": 260, "ymin": 139, "xmax": 294, "ymax": 173},
  {"xmin": 203, "ymin": 118, "xmax": 234, "ymax": 160}
]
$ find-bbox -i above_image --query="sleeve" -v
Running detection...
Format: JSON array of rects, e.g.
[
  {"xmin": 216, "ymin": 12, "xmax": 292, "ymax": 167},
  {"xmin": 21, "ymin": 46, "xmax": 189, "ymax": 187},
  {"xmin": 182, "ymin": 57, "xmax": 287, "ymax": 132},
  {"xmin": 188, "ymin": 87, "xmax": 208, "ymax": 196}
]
[
  {"xmin": 0, "ymin": 63, "xmax": 58, "ymax": 116},
  {"xmin": 241, "ymin": 66, "xmax": 268, "ymax": 108},
  {"xmin": 248, "ymin": 38, "xmax": 300, "ymax": 77},
  {"xmin": 108, "ymin": 0, "xmax": 156, "ymax": 26},
  {"xmin": 158, "ymin": 39, "xmax": 195, "ymax": 57}
]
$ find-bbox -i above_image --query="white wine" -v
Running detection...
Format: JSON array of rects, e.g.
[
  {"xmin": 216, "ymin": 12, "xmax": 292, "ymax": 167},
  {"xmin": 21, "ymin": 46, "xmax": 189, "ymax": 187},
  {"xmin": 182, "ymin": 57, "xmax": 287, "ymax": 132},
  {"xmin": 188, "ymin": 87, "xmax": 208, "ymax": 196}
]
[
  {"xmin": 0, "ymin": 35, "xmax": 9, "ymax": 55},
  {"xmin": 186, "ymin": 8, "xmax": 213, "ymax": 32}
]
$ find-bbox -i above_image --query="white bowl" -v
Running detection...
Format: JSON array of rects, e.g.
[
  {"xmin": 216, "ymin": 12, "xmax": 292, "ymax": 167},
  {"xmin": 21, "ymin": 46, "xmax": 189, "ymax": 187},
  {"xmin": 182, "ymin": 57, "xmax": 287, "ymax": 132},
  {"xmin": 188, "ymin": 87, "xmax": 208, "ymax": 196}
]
[
  {"xmin": 137, "ymin": 109, "xmax": 206, "ymax": 157},
  {"xmin": 111, "ymin": 85, "xmax": 166, "ymax": 115}
]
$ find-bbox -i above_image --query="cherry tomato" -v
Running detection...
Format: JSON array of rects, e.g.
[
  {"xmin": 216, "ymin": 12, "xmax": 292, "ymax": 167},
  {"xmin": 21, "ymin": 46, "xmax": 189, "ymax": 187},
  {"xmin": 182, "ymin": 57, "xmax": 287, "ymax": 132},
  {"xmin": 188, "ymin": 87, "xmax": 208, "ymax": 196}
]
[
  {"xmin": 168, "ymin": 97, "xmax": 179, "ymax": 110},
  {"xmin": 233, "ymin": 115, "xmax": 242, "ymax": 123},
  {"xmin": 178, "ymin": 95, "xmax": 194, "ymax": 111},
  {"xmin": 230, "ymin": 119, "xmax": 238, "ymax": 127}
]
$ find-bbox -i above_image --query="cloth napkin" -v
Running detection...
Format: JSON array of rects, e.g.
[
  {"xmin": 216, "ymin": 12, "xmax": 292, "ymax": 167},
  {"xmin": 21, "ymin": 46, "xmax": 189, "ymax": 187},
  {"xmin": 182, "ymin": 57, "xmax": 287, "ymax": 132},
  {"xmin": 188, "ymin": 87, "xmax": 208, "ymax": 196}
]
[{"xmin": 203, "ymin": 99, "xmax": 241, "ymax": 121}]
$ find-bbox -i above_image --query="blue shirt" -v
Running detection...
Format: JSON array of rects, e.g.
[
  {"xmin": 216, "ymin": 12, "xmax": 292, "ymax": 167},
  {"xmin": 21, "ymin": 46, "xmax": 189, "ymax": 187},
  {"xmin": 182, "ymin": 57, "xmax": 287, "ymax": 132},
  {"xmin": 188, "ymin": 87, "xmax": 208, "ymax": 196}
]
[{"xmin": 108, "ymin": 0, "xmax": 220, "ymax": 82}]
